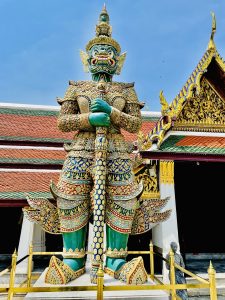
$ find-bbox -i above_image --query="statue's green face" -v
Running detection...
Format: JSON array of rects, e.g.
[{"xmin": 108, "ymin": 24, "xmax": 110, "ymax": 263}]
[{"xmin": 87, "ymin": 44, "xmax": 118, "ymax": 76}]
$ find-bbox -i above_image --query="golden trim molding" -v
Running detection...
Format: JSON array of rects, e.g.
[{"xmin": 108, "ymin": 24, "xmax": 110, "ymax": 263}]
[{"xmin": 160, "ymin": 160, "xmax": 174, "ymax": 184}]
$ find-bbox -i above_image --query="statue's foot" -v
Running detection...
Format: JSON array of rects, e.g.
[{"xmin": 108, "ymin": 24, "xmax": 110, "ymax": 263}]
[
  {"xmin": 45, "ymin": 256, "xmax": 85, "ymax": 284},
  {"xmin": 105, "ymin": 256, "xmax": 148, "ymax": 285}
]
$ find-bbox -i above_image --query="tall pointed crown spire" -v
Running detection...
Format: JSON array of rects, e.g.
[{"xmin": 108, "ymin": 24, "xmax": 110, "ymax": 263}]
[
  {"xmin": 96, "ymin": 4, "xmax": 112, "ymax": 37},
  {"xmin": 207, "ymin": 11, "xmax": 216, "ymax": 50},
  {"xmin": 86, "ymin": 4, "xmax": 121, "ymax": 53}
]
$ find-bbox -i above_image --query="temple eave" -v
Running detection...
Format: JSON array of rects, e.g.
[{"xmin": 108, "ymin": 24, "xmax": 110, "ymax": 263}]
[{"xmin": 140, "ymin": 150, "xmax": 225, "ymax": 162}]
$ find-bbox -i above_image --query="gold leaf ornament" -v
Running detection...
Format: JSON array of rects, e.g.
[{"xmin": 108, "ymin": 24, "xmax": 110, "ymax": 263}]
[
  {"xmin": 80, "ymin": 50, "xmax": 89, "ymax": 73},
  {"xmin": 159, "ymin": 90, "xmax": 169, "ymax": 115},
  {"xmin": 115, "ymin": 52, "xmax": 126, "ymax": 75}
]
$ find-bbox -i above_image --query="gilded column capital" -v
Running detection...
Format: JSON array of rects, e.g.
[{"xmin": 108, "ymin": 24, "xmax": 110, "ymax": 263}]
[{"xmin": 160, "ymin": 160, "xmax": 174, "ymax": 184}]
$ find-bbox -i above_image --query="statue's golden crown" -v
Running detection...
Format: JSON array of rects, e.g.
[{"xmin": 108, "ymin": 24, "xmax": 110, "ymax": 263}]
[{"xmin": 85, "ymin": 4, "xmax": 121, "ymax": 54}]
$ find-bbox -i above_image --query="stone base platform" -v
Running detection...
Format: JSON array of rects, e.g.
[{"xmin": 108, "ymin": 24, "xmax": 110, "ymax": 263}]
[{"xmin": 25, "ymin": 268, "xmax": 169, "ymax": 300}]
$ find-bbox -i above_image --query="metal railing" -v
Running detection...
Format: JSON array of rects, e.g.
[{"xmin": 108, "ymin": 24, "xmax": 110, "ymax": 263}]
[{"xmin": 0, "ymin": 241, "xmax": 218, "ymax": 300}]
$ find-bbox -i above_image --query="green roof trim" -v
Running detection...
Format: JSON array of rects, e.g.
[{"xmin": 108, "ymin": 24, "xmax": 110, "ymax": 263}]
[
  {"xmin": 0, "ymin": 136, "xmax": 71, "ymax": 143},
  {"xmin": 0, "ymin": 191, "xmax": 53, "ymax": 200},
  {"xmin": 159, "ymin": 135, "xmax": 225, "ymax": 155},
  {"xmin": 0, "ymin": 108, "xmax": 59, "ymax": 117},
  {"xmin": 160, "ymin": 135, "xmax": 184, "ymax": 150},
  {"xmin": 0, "ymin": 158, "xmax": 64, "ymax": 165}
]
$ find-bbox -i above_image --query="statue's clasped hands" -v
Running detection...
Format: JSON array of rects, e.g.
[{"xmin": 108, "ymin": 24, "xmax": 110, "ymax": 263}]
[{"xmin": 89, "ymin": 98, "xmax": 112, "ymax": 127}]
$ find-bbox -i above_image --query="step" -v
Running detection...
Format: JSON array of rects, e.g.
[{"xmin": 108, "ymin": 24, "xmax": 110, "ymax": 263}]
[{"xmin": 25, "ymin": 268, "xmax": 169, "ymax": 300}]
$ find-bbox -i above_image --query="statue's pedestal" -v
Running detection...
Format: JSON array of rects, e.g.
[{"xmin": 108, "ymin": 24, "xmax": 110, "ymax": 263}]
[{"xmin": 25, "ymin": 268, "xmax": 169, "ymax": 300}]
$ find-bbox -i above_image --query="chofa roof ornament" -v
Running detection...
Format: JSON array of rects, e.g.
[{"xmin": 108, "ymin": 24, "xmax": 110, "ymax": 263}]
[{"xmin": 207, "ymin": 11, "xmax": 216, "ymax": 51}]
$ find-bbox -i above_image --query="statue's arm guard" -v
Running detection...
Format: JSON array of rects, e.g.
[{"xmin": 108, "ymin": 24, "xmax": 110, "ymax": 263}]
[
  {"xmin": 57, "ymin": 84, "xmax": 93, "ymax": 132},
  {"xmin": 110, "ymin": 86, "xmax": 142, "ymax": 133}
]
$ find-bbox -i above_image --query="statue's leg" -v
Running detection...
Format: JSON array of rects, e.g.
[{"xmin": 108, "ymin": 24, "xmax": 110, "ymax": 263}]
[
  {"xmin": 62, "ymin": 226, "xmax": 87, "ymax": 271},
  {"xmin": 105, "ymin": 225, "xmax": 128, "ymax": 272},
  {"xmin": 45, "ymin": 156, "xmax": 92, "ymax": 284},
  {"xmin": 105, "ymin": 198, "xmax": 148, "ymax": 284},
  {"xmin": 104, "ymin": 157, "xmax": 147, "ymax": 284},
  {"xmin": 45, "ymin": 198, "xmax": 89, "ymax": 285}
]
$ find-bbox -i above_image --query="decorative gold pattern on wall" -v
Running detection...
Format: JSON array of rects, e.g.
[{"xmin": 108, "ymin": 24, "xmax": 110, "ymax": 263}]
[
  {"xmin": 160, "ymin": 161, "xmax": 174, "ymax": 184},
  {"xmin": 174, "ymin": 78, "xmax": 225, "ymax": 132},
  {"xmin": 135, "ymin": 164, "xmax": 159, "ymax": 198}
]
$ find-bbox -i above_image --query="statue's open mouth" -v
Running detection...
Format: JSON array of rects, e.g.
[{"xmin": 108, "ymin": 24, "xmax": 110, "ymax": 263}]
[{"xmin": 91, "ymin": 55, "xmax": 115, "ymax": 66}]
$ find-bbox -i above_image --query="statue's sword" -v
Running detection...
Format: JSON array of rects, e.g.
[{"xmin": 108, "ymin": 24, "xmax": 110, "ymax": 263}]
[{"xmin": 90, "ymin": 80, "xmax": 108, "ymax": 283}]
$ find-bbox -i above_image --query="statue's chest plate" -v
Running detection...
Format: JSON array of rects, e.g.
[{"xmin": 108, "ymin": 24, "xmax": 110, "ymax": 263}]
[{"xmin": 75, "ymin": 82, "xmax": 126, "ymax": 113}]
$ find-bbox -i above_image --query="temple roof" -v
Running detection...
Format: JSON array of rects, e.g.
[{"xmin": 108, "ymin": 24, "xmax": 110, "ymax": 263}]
[
  {"xmin": 141, "ymin": 133, "xmax": 225, "ymax": 162},
  {"xmin": 159, "ymin": 135, "xmax": 225, "ymax": 155},
  {"xmin": 0, "ymin": 170, "xmax": 60, "ymax": 206},
  {"xmin": 0, "ymin": 147, "xmax": 66, "ymax": 165},
  {"xmin": 0, "ymin": 104, "xmax": 72, "ymax": 144},
  {"xmin": 142, "ymin": 13, "xmax": 225, "ymax": 153},
  {"xmin": 0, "ymin": 103, "xmax": 157, "ymax": 145},
  {"xmin": 0, "ymin": 102, "xmax": 158, "ymax": 206}
]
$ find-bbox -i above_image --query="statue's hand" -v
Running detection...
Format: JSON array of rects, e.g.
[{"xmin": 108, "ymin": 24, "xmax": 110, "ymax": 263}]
[
  {"xmin": 91, "ymin": 98, "xmax": 112, "ymax": 115},
  {"xmin": 89, "ymin": 112, "xmax": 110, "ymax": 127}
]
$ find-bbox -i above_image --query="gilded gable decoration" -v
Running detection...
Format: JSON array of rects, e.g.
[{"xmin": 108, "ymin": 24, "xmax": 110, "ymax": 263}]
[{"xmin": 173, "ymin": 78, "xmax": 225, "ymax": 132}]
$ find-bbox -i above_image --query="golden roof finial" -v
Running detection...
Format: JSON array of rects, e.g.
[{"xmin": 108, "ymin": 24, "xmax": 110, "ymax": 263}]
[
  {"xmin": 207, "ymin": 11, "xmax": 216, "ymax": 51},
  {"xmin": 159, "ymin": 90, "xmax": 169, "ymax": 116}
]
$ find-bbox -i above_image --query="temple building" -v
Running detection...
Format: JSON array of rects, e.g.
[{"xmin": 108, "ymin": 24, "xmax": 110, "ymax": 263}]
[
  {"xmin": 139, "ymin": 13, "xmax": 225, "ymax": 272},
  {"xmin": 1, "ymin": 12, "xmax": 225, "ymax": 277},
  {"xmin": 0, "ymin": 102, "xmax": 158, "ymax": 271}
]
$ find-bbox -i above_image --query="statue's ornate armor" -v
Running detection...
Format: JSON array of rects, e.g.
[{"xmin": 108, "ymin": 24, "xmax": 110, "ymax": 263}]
[
  {"xmin": 50, "ymin": 80, "xmax": 143, "ymax": 234},
  {"xmin": 23, "ymin": 5, "xmax": 169, "ymax": 285}
]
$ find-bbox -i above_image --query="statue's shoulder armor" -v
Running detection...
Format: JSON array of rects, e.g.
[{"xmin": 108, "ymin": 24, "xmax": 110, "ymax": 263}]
[
  {"xmin": 119, "ymin": 82, "xmax": 135, "ymax": 88},
  {"xmin": 69, "ymin": 80, "xmax": 76, "ymax": 86},
  {"xmin": 68, "ymin": 80, "xmax": 91, "ymax": 87},
  {"xmin": 113, "ymin": 81, "xmax": 145, "ymax": 109},
  {"xmin": 112, "ymin": 81, "xmax": 134, "ymax": 90},
  {"xmin": 68, "ymin": 80, "xmax": 96, "ymax": 95},
  {"xmin": 57, "ymin": 80, "xmax": 90, "ymax": 105},
  {"xmin": 124, "ymin": 82, "xmax": 135, "ymax": 88}
]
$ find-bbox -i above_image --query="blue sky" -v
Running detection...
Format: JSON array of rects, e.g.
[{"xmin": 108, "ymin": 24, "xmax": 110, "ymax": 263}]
[{"xmin": 0, "ymin": 0, "xmax": 225, "ymax": 111}]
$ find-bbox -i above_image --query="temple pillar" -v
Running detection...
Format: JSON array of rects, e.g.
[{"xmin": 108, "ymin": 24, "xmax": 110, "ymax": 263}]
[
  {"xmin": 152, "ymin": 160, "xmax": 179, "ymax": 281},
  {"xmin": 33, "ymin": 224, "xmax": 46, "ymax": 252},
  {"xmin": 16, "ymin": 216, "xmax": 46, "ymax": 273}
]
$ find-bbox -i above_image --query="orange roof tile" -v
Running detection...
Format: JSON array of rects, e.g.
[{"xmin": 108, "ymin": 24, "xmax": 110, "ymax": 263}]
[
  {"xmin": 0, "ymin": 171, "xmax": 59, "ymax": 194},
  {"xmin": 121, "ymin": 121, "xmax": 157, "ymax": 142},
  {"xmin": 0, "ymin": 148, "xmax": 66, "ymax": 161},
  {"xmin": 0, "ymin": 112, "xmax": 157, "ymax": 144},
  {"xmin": 176, "ymin": 136, "xmax": 225, "ymax": 148},
  {"xmin": 0, "ymin": 114, "xmax": 73, "ymax": 142}
]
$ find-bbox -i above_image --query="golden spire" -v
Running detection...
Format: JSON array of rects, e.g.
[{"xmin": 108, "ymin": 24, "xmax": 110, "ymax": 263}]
[
  {"xmin": 102, "ymin": 3, "xmax": 107, "ymax": 15},
  {"xmin": 207, "ymin": 11, "xmax": 216, "ymax": 50}
]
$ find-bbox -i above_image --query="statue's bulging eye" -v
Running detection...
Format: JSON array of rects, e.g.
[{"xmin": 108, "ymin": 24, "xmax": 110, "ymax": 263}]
[
  {"xmin": 108, "ymin": 50, "xmax": 113, "ymax": 58},
  {"xmin": 92, "ymin": 49, "xmax": 98, "ymax": 57}
]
